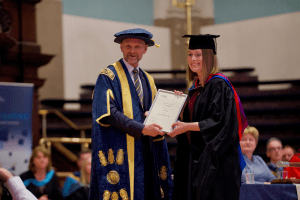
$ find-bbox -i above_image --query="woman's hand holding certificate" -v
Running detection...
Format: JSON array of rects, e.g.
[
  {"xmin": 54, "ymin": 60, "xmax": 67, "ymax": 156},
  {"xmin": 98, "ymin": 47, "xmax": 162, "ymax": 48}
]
[{"xmin": 144, "ymin": 89, "xmax": 187, "ymax": 133}]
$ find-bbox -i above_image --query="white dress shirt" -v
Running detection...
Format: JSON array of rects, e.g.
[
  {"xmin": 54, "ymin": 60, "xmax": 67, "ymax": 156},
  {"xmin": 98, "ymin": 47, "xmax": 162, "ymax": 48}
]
[
  {"xmin": 6, "ymin": 176, "xmax": 38, "ymax": 200},
  {"xmin": 122, "ymin": 59, "xmax": 143, "ymax": 92}
]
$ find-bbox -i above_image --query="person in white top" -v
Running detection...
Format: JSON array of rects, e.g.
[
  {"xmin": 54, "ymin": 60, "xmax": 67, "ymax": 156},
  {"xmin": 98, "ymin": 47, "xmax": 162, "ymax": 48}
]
[{"xmin": 0, "ymin": 167, "xmax": 37, "ymax": 200}]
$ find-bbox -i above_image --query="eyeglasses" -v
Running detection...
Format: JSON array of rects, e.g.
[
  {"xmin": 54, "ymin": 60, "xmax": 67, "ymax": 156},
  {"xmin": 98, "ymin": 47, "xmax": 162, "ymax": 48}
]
[{"xmin": 267, "ymin": 146, "xmax": 282, "ymax": 152}]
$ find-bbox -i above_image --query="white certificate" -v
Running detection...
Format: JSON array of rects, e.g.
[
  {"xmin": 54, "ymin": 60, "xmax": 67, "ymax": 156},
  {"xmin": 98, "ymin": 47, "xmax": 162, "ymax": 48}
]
[{"xmin": 144, "ymin": 89, "xmax": 187, "ymax": 133}]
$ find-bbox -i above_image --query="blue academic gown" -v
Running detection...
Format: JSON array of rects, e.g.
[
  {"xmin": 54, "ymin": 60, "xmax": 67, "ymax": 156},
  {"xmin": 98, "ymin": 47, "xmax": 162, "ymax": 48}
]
[{"xmin": 90, "ymin": 59, "xmax": 173, "ymax": 200}]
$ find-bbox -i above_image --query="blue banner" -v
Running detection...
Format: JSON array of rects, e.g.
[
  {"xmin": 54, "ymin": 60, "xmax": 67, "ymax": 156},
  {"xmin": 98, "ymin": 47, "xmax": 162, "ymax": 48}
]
[{"xmin": 0, "ymin": 82, "xmax": 34, "ymax": 176}]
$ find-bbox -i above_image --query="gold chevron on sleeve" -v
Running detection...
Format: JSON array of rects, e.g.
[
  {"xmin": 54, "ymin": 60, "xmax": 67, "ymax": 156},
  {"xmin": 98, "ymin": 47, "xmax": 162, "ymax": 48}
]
[{"xmin": 96, "ymin": 89, "xmax": 114, "ymax": 127}]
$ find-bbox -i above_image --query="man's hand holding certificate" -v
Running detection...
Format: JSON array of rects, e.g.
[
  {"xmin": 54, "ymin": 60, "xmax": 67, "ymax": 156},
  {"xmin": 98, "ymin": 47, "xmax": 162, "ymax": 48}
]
[{"xmin": 144, "ymin": 89, "xmax": 187, "ymax": 133}]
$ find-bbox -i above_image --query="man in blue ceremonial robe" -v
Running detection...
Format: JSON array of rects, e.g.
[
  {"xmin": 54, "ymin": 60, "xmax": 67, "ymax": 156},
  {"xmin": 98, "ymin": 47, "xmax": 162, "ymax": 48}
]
[{"xmin": 90, "ymin": 28, "xmax": 173, "ymax": 200}]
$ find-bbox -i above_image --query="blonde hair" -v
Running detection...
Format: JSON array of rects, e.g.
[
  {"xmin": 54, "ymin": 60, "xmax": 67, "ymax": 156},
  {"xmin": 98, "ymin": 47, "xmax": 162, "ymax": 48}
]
[
  {"xmin": 243, "ymin": 126, "xmax": 259, "ymax": 143},
  {"xmin": 80, "ymin": 154, "xmax": 92, "ymax": 185},
  {"xmin": 29, "ymin": 146, "xmax": 52, "ymax": 173},
  {"xmin": 187, "ymin": 49, "xmax": 219, "ymax": 87}
]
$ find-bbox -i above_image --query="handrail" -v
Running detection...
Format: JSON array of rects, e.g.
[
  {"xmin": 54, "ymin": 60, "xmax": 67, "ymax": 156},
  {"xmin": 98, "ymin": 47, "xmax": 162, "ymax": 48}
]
[
  {"xmin": 38, "ymin": 109, "xmax": 92, "ymax": 131},
  {"xmin": 39, "ymin": 137, "xmax": 91, "ymax": 144},
  {"xmin": 39, "ymin": 137, "xmax": 92, "ymax": 166},
  {"xmin": 38, "ymin": 109, "xmax": 92, "ymax": 165}
]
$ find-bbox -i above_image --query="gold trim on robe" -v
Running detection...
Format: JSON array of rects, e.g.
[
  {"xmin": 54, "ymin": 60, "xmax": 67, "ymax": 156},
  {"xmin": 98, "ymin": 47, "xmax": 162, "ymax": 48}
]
[
  {"xmin": 98, "ymin": 151, "xmax": 108, "ymax": 167},
  {"xmin": 103, "ymin": 190, "xmax": 111, "ymax": 200},
  {"xmin": 116, "ymin": 149, "xmax": 124, "ymax": 165},
  {"xmin": 153, "ymin": 136, "xmax": 165, "ymax": 142},
  {"xmin": 113, "ymin": 61, "xmax": 135, "ymax": 200},
  {"xmin": 96, "ymin": 89, "xmax": 115, "ymax": 127},
  {"xmin": 107, "ymin": 170, "xmax": 120, "ymax": 185},
  {"xmin": 111, "ymin": 192, "xmax": 119, "ymax": 200},
  {"xmin": 120, "ymin": 189, "xmax": 129, "ymax": 200},
  {"xmin": 108, "ymin": 149, "xmax": 115, "ymax": 164}
]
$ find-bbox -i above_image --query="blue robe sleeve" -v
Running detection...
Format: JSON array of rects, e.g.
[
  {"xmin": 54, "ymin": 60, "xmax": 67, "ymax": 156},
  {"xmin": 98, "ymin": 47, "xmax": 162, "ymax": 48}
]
[{"xmin": 106, "ymin": 98, "xmax": 144, "ymax": 139}]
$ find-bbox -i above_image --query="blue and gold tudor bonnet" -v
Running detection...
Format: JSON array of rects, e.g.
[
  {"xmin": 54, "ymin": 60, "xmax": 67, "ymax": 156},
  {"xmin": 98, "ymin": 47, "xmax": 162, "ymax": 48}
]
[{"xmin": 114, "ymin": 28, "xmax": 155, "ymax": 47}]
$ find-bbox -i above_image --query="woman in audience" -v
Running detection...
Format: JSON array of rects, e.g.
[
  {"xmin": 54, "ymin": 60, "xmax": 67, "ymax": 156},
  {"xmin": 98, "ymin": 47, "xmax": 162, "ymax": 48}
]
[
  {"xmin": 240, "ymin": 126, "xmax": 276, "ymax": 183},
  {"xmin": 20, "ymin": 146, "xmax": 63, "ymax": 200},
  {"xmin": 63, "ymin": 152, "xmax": 91, "ymax": 200}
]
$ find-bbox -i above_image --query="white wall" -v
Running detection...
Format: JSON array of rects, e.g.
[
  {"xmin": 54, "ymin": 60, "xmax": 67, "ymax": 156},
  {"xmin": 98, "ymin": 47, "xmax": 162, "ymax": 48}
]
[
  {"xmin": 201, "ymin": 12, "xmax": 300, "ymax": 81},
  {"xmin": 63, "ymin": 15, "xmax": 171, "ymax": 100}
]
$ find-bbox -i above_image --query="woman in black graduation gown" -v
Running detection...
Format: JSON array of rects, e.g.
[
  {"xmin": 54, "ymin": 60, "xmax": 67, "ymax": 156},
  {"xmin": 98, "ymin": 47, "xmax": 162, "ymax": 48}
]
[
  {"xmin": 20, "ymin": 146, "xmax": 63, "ymax": 200},
  {"xmin": 168, "ymin": 34, "xmax": 248, "ymax": 200}
]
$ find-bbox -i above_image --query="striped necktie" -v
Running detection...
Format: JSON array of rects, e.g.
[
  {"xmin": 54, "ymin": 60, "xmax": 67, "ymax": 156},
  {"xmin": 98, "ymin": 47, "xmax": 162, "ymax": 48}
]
[{"xmin": 132, "ymin": 69, "xmax": 143, "ymax": 108}]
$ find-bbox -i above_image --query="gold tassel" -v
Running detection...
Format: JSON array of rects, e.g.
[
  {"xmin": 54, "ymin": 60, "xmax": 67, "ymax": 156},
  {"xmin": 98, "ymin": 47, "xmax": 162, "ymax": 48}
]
[{"xmin": 152, "ymin": 40, "xmax": 160, "ymax": 48}]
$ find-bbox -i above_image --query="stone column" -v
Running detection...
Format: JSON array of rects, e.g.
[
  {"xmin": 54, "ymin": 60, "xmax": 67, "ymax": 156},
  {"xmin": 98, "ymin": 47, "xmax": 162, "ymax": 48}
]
[{"xmin": 154, "ymin": 0, "xmax": 215, "ymax": 71}]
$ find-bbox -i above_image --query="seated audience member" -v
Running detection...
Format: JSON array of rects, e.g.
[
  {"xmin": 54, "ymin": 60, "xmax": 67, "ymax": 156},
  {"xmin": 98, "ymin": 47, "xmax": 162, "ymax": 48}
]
[
  {"xmin": 20, "ymin": 146, "xmax": 63, "ymax": 200},
  {"xmin": 240, "ymin": 126, "xmax": 276, "ymax": 183},
  {"xmin": 73, "ymin": 150, "xmax": 91, "ymax": 179},
  {"xmin": 63, "ymin": 152, "xmax": 91, "ymax": 200},
  {"xmin": 284, "ymin": 148, "xmax": 300, "ymax": 179},
  {"xmin": 0, "ymin": 167, "xmax": 37, "ymax": 200},
  {"xmin": 282, "ymin": 145, "xmax": 296, "ymax": 161},
  {"xmin": 266, "ymin": 137, "xmax": 283, "ymax": 176}
]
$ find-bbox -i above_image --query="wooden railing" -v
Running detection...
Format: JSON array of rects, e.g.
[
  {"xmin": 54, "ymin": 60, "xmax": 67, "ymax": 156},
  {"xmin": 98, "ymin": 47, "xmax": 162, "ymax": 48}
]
[{"xmin": 38, "ymin": 109, "xmax": 92, "ymax": 163}]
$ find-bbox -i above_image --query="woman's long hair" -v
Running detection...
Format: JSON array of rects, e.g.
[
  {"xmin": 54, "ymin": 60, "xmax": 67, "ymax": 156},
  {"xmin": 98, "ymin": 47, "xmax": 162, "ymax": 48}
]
[
  {"xmin": 187, "ymin": 49, "xmax": 219, "ymax": 87},
  {"xmin": 28, "ymin": 146, "xmax": 52, "ymax": 173}
]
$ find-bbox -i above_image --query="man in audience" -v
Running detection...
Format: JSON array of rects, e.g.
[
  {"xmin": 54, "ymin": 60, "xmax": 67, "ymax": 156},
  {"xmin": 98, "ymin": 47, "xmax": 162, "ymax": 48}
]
[
  {"xmin": 73, "ymin": 150, "xmax": 91, "ymax": 179},
  {"xmin": 266, "ymin": 137, "xmax": 283, "ymax": 176},
  {"xmin": 282, "ymin": 145, "xmax": 296, "ymax": 161},
  {"xmin": 284, "ymin": 148, "xmax": 300, "ymax": 179},
  {"xmin": 0, "ymin": 167, "xmax": 37, "ymax": 200}
]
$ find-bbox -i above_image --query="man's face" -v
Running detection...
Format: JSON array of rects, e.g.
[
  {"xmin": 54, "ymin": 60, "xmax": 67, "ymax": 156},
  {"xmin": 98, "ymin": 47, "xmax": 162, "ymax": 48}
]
[
  {"xmin": 77, "ymin": 152, "xmax": 91, "ymax": 169},
  {"xmin": 120, "ymin": 38, "xmax": 148, "ymax": 68},
  {"xmin": 84, "ymin": 156, "xmax": 92, "ymax": 175},
  {"xmin": 282, "ymin": 147, "xmax": 294, "ymax": 161},
  {"xmin": 266, "ymin": 140, "xmax": 283, "ymax": 164}
]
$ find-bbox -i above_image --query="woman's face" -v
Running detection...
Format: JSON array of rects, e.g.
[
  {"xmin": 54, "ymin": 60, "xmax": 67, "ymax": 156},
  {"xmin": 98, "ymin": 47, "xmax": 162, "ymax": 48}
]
[
  {"xmin": 240, "ymin": 134, "xmax": 257, "ymax": 155},
  {"xmin": 33, "ymin": 151, "xmax": 49, "ymax": 170},
  {"xmin": 187, "ymin": 49, "xmax": 203, "ymax": 75}
]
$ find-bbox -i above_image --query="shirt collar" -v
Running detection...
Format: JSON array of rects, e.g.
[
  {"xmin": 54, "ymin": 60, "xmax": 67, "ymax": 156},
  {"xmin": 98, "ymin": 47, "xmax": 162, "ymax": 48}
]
[
  {"xmin": 269, "ymin": 162, "xmax": 277, "ymax": 167},
  {"xmin": 122, "ymin": 58, "xmax": 140, "ymax": 74}
]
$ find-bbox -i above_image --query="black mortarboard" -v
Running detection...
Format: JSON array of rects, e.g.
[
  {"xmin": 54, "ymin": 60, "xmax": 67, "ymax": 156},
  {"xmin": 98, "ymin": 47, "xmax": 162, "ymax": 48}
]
[
  {"xmin": 182, "ymin": 34, "xmax": 220, "ymax": 54},
  {"xmin": 114, "ymin": 28, "xmax": 155, "ymax": 46}
]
